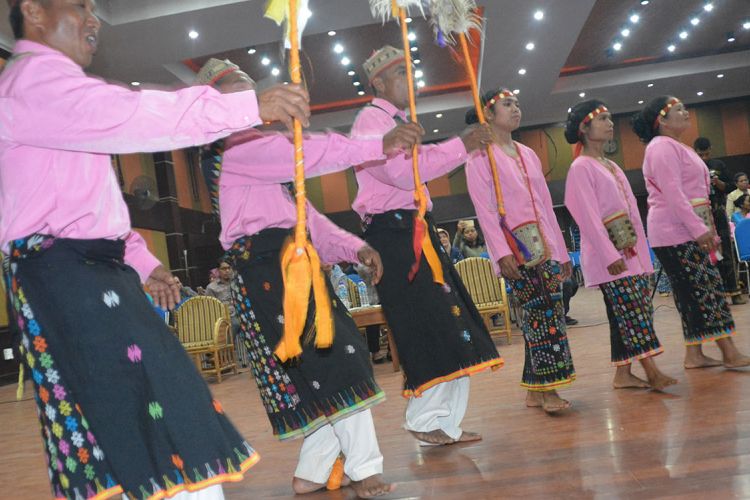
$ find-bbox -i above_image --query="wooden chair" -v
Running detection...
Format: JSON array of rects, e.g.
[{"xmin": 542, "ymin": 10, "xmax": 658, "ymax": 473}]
[
  {"xmin": 174, "ymin": 296, "xmax": 238, "ymax": 383},
  {"xmin": 454, "ymin": 257, "xmax": 513, "ymax": 344}
]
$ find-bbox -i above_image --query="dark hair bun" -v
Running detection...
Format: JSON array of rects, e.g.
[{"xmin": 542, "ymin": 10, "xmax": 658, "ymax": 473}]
[{"xmin": 631, "ymin": 96, "xmax": 672, "ymax": 144}]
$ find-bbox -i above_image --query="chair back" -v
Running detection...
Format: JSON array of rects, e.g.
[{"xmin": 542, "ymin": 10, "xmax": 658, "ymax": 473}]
[
  {"xmin": 454, "ymin": 257, "xmax": 506, "ymax": 306},
  {"xmin": 174, "ymin": 296, "xmax": 230, "ymax": 348},
  {"xmin": 735, "ymin": 219, "xmax": 750, "ymax": 261},
  {"xmin": 345, "ymin": 279, "xmax": 361, "ymax": 308}
]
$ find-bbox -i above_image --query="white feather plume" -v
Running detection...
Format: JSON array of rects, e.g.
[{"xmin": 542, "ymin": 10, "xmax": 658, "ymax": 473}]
[
  {"xmin": 369, "ymin": 0, "xmax": 427, "ymax": 23},
  {"xmin": 428, "ymin": 0, "xmax": 483, "ymax": 45}
]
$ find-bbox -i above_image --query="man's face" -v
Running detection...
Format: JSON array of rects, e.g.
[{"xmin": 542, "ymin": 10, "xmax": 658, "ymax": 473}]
[
  {"xmin": 218, "ymin": 262, "xmax": 233, "ymax": 281},
  {"xmin": 24, "ymin": 0, "xmax": 101, "ymax": 68},
  {"xmin": 696, "ymin": 148, "xmax": 711, "ymax": 161},
  {"xmin": 373, "ymin": 61, "xmax": 409, "ymax": 109}
]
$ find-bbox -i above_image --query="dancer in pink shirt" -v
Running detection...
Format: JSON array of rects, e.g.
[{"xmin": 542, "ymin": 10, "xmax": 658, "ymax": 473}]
[{"xmin": 564, "ymin": 99, "xmax": 676, "ymax": 391}]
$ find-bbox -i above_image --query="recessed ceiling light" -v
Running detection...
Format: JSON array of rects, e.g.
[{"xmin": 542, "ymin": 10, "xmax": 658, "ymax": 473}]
[
  {"xmin": 579, "ymin": 92, "xmax": 586, "ymax": 98},
  {"xmin": 417, "ymin": 80, "xmax": 426, "ymax": 88},
  {"xmin": 703, "ymin": 3, "xmax": 714, "ymax": 12},
  {"xmin": 640, "ymin": 0, "xmax": 649, "ymax": 4},
  {"xmin": 414, "ymin": 58, "xmax": 421, "ymax": 64},
  {"xmin": 408, "ymin": 32, "xmax": 417, "ymax": 42},
  {"xmin": 513, "ymin": 89, "xmax": 520, "ymax": 95},
  {"xmin": 271, "ymin": 67, "xmax": 280, "ymax": 76},
  {"xmin": 405, "ymin": 17, "xmax": 413, "ymax": 23},
  {"xmin": 433, "ymin": 129, "xmax": 439, "ymax": 133},
  {"xmin": 629, "ymin": 14, "xmax": 640, "ymax": 23},
  {"xmin": 727, "ymin": 34, "xmax": 736, "ymax": 42},
  {"xmin": 697, "ymin": 91, "xmax": 704, "ymax": 96},
  {"xmin": 679, "ymin": 31, "xmax": 688, "ymax": 39},
  {"xmin": 410, "ymin": 46, "xmax": 418, "ymax": 52},
  {"xmin": 415, "ymin": 69, "xmax": 424, "ymax": 78},
  {"xmin": 533, "ymin": 10, "xmax": 544, "ymax": 21},
  {"xmin": 690, "ymin": 17, "xmax": 700, "ymax": 26},
  {"xmin": 327, "ymin": 30, "xmax": 336, "ymax": 36},
  {"xmin": 667, "ymin": 44, "xmax": 676, "ymax": 52},
  {"xmin": 358, "ymin": 90, "xmax": 365, "ymax": 96},
  {"xmin": 353, "ymin": 81, "xmax": 361, "ymax": 86},
  {"xmin": 647, "ymin": 82, "xmax": 654, "ymax": 87},
  {"xmin": 341, "ymin": 56, "xmax": 351, "ymax": 66},
  {"xmin": 261, "ymin": 56, "xmax": 271, "ymax": 66},
  {"xmin": 743, "ymin": 21, "xmax": 750, "ymax": 30},
  {"xmin": 567, "ymin": 107, "xmax": 572, "ymax": 113},
  {"xmin": 638, "ymin": 100, "xmax": 644, "ymax": 104},
  {"xmin": 188, "ymin": 30, "xmax": 199, "ymax": 39},
  {"xmin": 717, "ymin": 73, "xmax": 724, "ymax": 78},
  {"xmin": 347, "ymin": 70, "xmax": 356, "ymax": 76},
  {"xmin": 131, "ymin": 81, "xmax": 140, "ymax": 86},
  {"xmin": 435, "ymin": 113, "xmax": 443, "ymax": 118},
  {"xmin": 247, "ymin": 47, "xmax": 257, "ymax": 55},
  {"xmin": 613, "ymin": 42, "xmax": 623, "ymax": 51},
  {"xmin": 334, "ymin": 43, "xmax": 344, "ymax": 54},
  {"xmin": 525, "ymin": 42, "xmax": 535, "ymax": 50},
  {"xmin": 621, "ymin": 28, "xmax": 630, "ymax": 37},
  {"xmin": 518, "ymin": 68, "xmax": 527, "ymax": 75}
]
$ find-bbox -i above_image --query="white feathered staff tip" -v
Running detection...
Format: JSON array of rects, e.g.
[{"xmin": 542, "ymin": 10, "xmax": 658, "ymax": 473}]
[
  {"xmin": 369, "ymin": 0, "xmax": 426, "ymax": 24},
  {"xmin": 428, "ymin": 0, "xmax": 482, "ymax": 46}
]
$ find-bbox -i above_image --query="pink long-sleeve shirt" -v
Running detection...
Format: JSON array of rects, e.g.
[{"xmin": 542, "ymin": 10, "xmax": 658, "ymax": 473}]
[
  {"xmin": 643, "ymin": 136, "xmax": 710, "ymax": 247},
  {"xmin": 565, "ymin": 156, "xmax": 653, "ymax": 287},
  {"xmin": 466, "ymin": 143, "xmax": 569, "ymax": 275},
  {"xmin": 349, "ymin": 97, "xmax": 468, "ymax": 218},
  {"xmin": 219, "ymin": 130, "xmax": 383, "ymax": 263},
  {"xmin": 0, "ymin": 40, "xmax": 261, "ymax": 282}
]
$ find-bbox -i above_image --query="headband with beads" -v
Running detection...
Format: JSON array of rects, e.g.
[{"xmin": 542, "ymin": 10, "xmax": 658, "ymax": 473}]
[
  {"xmin": 581, "ymin": 105, "xmax": 609, "ymax": 127},
  {"xmin": 484, "ymin": 89, "xmax": 515, "ymax": 110},
  {"xmin": 653, "ymin": 98, "xmax": 681, "ymax": 131}
]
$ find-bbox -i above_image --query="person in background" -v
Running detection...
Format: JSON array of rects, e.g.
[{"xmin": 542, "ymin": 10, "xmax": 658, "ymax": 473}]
[
  {"xmin": 733, "ymin": 194, "xmax": 750, "ymax": 223},
  {"xmin": 561, "ymin": 278, "xmax": 579, "ymax": 326},
  {"xmin": 453, "ymin": 220, "xmax": 488, "ymax": 258},
  {"xmin": 206, "ymin": 258, "xmax": 247, "ymax": 366},
  {"xmin": 726, "ymin": 172, "xmax": 749, "ymax": 220},
  {"xmin": 437, "ymin": 227, "xmax": 464, "ymax": 264}
]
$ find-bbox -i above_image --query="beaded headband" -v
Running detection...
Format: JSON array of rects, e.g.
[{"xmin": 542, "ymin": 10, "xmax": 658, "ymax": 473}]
[
  {"xmin": 484, "ymin": 89, "xmax": 514, "ymax": 109},
  {"xmin": 581, "ymin": 105, "xmax": 609, "ymax": 126},
  {"xmin": 653, "ymin": 98, "xmax": 681, "ymax": 131}
]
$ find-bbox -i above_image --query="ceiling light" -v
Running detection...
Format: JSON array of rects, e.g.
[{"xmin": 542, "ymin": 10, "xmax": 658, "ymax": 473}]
[
  {"xmin": 353, "ymin": 81, "xmax": 361, "ymax": 87},
  {"xmin": 417, "ymin": 80, "xmax": 426, "ymax": 88},
  {"xmin": 525, "ymin": 42, "xmax": 535, "ymax": 50},
  {"xmin": 513, "ymin": 89, "xmax": 520, "ymax": 95},
  {"xmin": 341, "ymin": 56, "xmax": 351, "ymax": 66},
  {"xmin": 414, "ymin": 58, "xmax": 421, "ymax": 64},
  {"xmin": 327, "ymin": 30, "xmax": 336, "ymax": 36},
  {"xmin": 435, "ymin": 113, "xmax": 443, "ymax": 118},
  {"xmin": 640, "ymin": 0, "xmax": 649, "ymax": 4},
  {"xmin": 567, "ymin": 107, "xmax": 572, "ymax": 113},
  {"xmin": 690, "ymin": 17, "xmax": 700, "ymax": 26},
  {"xmin": 697, "ymin": 91, "xmax": 704, "ymax": 96},
  {"xmin": 621, "ymin": 28, "xmax": 630, "ymax": 37},
  {"xmin": 433, "ymin": 129, "xmax": 439, "ymax": 133},
  {"xmin": 415, "ymin": 69, "xmax": 424, "ymax": 78},
  {"xmin": 703, "ymin": 3, "xmax": 714, "ymax": 12},
  {"xmin": 408, "ymin": 32, "xmax": 417, "ymax": 41},
  {"xmin": 410, "ymin": 46, "xmax": 418, "ymax": 52},
  {"xmin": 518, "ymin": 68, "xmax": 527, "ymax": 75},
  {"xmin": 667, "ymin": 44, "xmax": 676, "ymax": 52},
  {"xmin": 727, "ymin": 33, "xmax": 736, "ymax": 42},
  {"xmin": 579, "ymin": 92, "xmax": 586, "ymax": 98},
  {"xmin": 247, "ymin": 47, "xmax": 257, "ymax": 54},
  {"xmin": 405, "ymin": 17, "xmax": 413, "ymax": 23},
  {"xmin": 271, "ymin": 67, "xmax": 280, "ymax": 76},
  {"xmin": 647, "ymin": 82, "xmax": 654, "ymax": 87},
  {"xmin": 743, "ymin": 21, "xmax": 750, "ymax": 30},
  {"xmin": 679, "ymin": 31, "xmax": 688, "ymax": 39},
  {"xmin": 188, "ymin": 30, "xmax": 199, "ymax": 39},
  {"xmin": 638, "ymin": 100, "xmax": 644, "ymax": 104},
  {"xmin": 613, "ymin": 42, "xmax": 622, "ymax": 51},
  {"xmin": 261, "ymin": 56, "xmax": 271, "ymax": 66},
  {"xmin": 358, "ymin": 90, "xmax": 365, "ymax": 96},
  {"xmin": 333, "ymin": 43, "xmax": 344, "ymax": 54},
  {"xmin": 629, "ymin": 14, "xmax": 640, "ymax": 23},
  {"xmin": 131, "ymin": 81, "xmax": 140, "ymax": 86},
  {"xmin": 347, "ymin": 70, "xmax": 356, "ymax": 76},
  {"xmin": 717, "ymin": 73, "xmax": 724, "ymax": 78},
  {"xmin": 533, "ymin": 10, "xmax": 544, "ymax": 21}
]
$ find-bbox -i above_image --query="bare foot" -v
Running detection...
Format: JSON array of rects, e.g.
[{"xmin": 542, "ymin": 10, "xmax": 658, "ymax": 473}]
[
  {"xmin": 525, "ymin": 391, "xmax": 543, "ymax": 408},
  {"xmin": 408, "ymin": 429, "xmax": 455, "ymax": 446},
  {"xmin": 613, "ymin": 371, "xmax": 651, "ymax": 389},
  {"xmin": 684, "ymin": 354, "xmax": 723, "ymax": 369},
  {"xmin": 541, "ymin": 392, "xmax": 571, "ymax": 414},
  {"xmin": 292, "ymin": 477, "xmax": 325, "ymax": 495},
  {"xmin": 350, "ymin": 474, "xmax": 396, "ymax": 498},
  {"xmin": 455, "ymin": 430, "xmax": 482, "ymax": 443},
  {"xmin": 646, "ymin": 371, "xmax": 678, "ymax": 391},
  {"xmin": 724, "ymin": 354, "xmax": 750, "ymax": 369}
]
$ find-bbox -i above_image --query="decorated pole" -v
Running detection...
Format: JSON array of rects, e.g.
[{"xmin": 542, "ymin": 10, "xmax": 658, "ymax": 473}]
[{"xmin": 265, "ymin": 0, "xmax": 333, "ymax": 362}]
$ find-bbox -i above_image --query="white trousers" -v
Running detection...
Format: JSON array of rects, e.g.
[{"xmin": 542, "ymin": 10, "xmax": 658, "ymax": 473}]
[
  {"xmin": 403, "ymin": 376, "xmax": 470, "ymax": 441},
  {"xmin": 121, "ymin": 484, "xmax": 223, "ymax": 500},
  {"xmin": 294, "ymin": 409, "xmax": 383, "ymax": 484}
]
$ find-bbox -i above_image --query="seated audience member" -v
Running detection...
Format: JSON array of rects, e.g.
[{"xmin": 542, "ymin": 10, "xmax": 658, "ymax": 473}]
[
  {"xmin": 453, "ymin": 220, "xmax": 488, "ymax": 258},
  {"xmin": 726, "ymin": 172, "xmax": 749, "ymax": 220},
  {"xmin": 437, "ymin": 228, "xmax": 464, "ymax": 264}
]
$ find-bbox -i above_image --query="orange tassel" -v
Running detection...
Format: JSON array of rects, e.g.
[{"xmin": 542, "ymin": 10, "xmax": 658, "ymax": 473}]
[{"xmin": 326, "ymin": 457, "xmax": 345, "ymax": 490}]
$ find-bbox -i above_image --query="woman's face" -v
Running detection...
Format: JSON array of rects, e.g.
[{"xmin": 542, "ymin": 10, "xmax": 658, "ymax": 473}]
[
  {"xmin": 659, "ymin": 98, "xmax": 691, "ymax": 135},
  {"xmin": 463, "ymin": 227, "xmax": 478, "ymax": 243},
  {"xmin": 488, "ymin": 96, "xmax": 522, "ymax": 132},
  {"xmin": 739, "ymin": 176, "xmax": 750, "ymax": 191},
  {"xmin": 438, "ymin": 232, "xmax": 450, "ymax": 248},
  {"xmin": 582, "ymin": 110, "xmax": 614, "ymax": 143},
  {"xmin": 742, "ymin": 196, "xmax": 750, "ymax": 212}
]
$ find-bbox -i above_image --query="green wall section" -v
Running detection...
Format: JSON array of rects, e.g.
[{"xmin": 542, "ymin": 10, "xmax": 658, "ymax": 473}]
[
  {"xmin": 346, "ymin": 169, "xmax": 359, "ymax": 204},
  {"xmin": 448, "ymin": 165, "xmax": 468, "ymax": 195},
  {"xmin": 696, "ymin": 106, "xmax": 726, "ymax": 157},
  {"xmin": 544, "ymin": 127, "xmax": 574, "ymax": 181},
  {"xmin": 305, "ymin": 176, "xmax": 325, "ymax": 212}
]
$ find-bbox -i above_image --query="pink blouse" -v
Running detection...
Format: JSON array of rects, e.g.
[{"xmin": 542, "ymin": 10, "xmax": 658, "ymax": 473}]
[
  {"xmin": 643, "ymin": 136, "xmax": 711, "ymax": 247},
  {"xmin": 466, "ymin": 142, "xmax": 569, "ymax": 275},
  {"xmin": 565, "ymin": 156, "xmax": 653, "ymax": 287}
]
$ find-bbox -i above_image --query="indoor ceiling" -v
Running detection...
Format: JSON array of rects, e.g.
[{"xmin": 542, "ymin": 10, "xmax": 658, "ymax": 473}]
[{"xmin": 0, "ymin": 0, "xmax": 747, "ymax": 140}]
